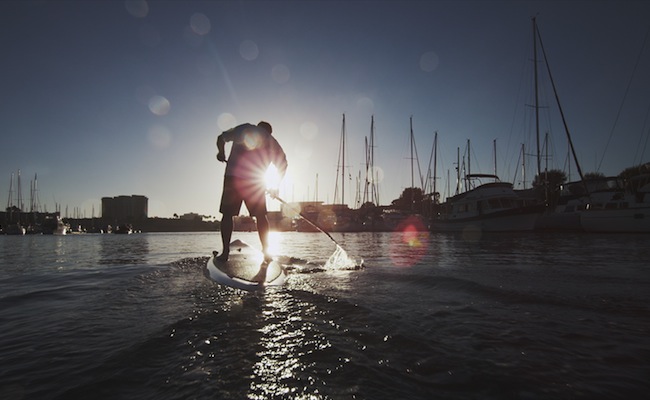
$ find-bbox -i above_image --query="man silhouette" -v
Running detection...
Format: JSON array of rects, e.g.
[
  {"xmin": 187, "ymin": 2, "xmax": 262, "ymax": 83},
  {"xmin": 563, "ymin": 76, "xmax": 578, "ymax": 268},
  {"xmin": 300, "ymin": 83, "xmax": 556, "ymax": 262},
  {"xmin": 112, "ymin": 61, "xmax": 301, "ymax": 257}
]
[{"xmin": 215, "ymin": 121, "xmax": 287, "ymax": 261}]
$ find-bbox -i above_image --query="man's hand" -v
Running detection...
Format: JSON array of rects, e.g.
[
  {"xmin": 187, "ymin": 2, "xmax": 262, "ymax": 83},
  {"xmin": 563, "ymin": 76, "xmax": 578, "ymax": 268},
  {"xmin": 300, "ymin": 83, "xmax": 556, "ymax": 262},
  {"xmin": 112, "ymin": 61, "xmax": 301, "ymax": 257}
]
[
  {"xmin": 216, "ymin": 152, "xmax": 226, "ymax": 162},
  {"xmin": 267, "ymin": 189, "xmax": 279, "ymax": 199}
]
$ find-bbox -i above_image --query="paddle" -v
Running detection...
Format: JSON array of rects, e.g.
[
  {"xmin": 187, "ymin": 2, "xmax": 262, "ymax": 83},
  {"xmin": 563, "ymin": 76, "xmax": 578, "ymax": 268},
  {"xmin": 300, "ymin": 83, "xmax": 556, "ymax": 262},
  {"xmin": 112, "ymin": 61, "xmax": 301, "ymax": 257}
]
[
  {"xmin": 268, "ymin": 192, "xmax": 361, "ymax": 270},
  {"xmin": 267, "ymin": 192, "xmax": 340, "ymax": 247}
]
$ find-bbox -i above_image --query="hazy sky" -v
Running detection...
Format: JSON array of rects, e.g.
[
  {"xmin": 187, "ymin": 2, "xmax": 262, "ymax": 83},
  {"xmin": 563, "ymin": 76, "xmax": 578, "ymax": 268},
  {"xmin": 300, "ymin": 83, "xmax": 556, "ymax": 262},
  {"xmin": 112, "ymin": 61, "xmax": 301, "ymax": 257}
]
[{"xmin": 2, "ymin": 0, "xmax": 649, "ymax": 218}]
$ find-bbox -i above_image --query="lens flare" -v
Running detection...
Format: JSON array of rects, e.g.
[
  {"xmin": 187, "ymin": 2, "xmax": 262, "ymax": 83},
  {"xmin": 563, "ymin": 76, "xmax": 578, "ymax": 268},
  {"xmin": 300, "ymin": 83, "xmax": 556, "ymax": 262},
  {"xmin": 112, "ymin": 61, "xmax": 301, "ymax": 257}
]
[
  {"xmin": 271, "ymin": 64, "xmax": 290, "ymax": 84},
  {"xmin": 299, "ymin": 121, "xmax": 318, "ymax": 140},
  {"xmin": 190, "ymin": 13, "xmax": 211, "ymax": 35},
  {"xmin": 356, "ymin": 96, "xmax": 374, "ymax": 114},
  {"xmin": 264, "ymin": 164, "xmax": 281, "ymax": 191},
  {"xmin": 243, "ymin": 130, "xmax": 264, "ymax": 150},
  {"xmin": 389, "ymin": 215, "xmax": 429, "ymax": 267},
  {"xmin": 240, "ymin": 40, "xmax": 259, "ymax": 61},
  {"xmin": 420, "ymin": 51, "xmax": 440, "ymax": 72},
  {"xmin": 125, "ymin": 0, "xmax": 148, "ymax": 18},
  {"xmin": 148, "ymin": 95, "xmax": 170, "ymax": 116},
  {"xmin": 217, "ymin": 113, "xmax": 236, "ymax": 131}
]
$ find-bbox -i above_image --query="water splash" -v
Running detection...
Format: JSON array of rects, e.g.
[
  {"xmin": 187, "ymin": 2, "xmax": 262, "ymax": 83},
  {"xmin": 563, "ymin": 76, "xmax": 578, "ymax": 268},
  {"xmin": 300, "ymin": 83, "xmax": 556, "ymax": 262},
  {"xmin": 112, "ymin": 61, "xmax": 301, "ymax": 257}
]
[{"xmin": 324, "ymin": 245, "xmax": 362, "ymax": 270}]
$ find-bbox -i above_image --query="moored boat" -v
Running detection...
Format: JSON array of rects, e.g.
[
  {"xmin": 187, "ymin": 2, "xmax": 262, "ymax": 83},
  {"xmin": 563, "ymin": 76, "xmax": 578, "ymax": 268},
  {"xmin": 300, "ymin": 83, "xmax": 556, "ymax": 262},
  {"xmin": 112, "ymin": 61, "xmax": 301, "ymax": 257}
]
[
  {"xmin": 431, "ymin": 174, "xmax": 544, "ymax": 233},
  {"xmin": 579, "ymin": 174, "xmax": 650, "ymax": 233}
]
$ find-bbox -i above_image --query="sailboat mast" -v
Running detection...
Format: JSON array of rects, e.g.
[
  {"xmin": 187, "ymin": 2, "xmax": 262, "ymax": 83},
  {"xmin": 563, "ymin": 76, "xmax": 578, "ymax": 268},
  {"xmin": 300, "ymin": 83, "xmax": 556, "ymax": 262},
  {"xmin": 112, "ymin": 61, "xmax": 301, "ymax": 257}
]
[
  {"xmin": 342, "ymin": 113, "xmax": 345, "ymax": 205},
  {"xmin": 542, "ymin": 131, "xmax": 550, "ymax": 201},
  {"xmin": 466, "ymin": 139, "xmax": 471, "ymax": 189},
  {"xmin": 363, "ymin": 136, "xmax": 368, "ymax": 204},
  {"xmin": 33, "ymin": 173, "xmax": 39, "ymax": 212},
  {"xmin": 433, "ymin": 131, "xmax": 438, "ymax": 201},
  {"xmin": 7, "ymin": 173, "xmax": 14, "ymax": 209},
  {"xmin": 410, "ymin": 116, "xmax": 414, "ymax": 189},
  {"xmin": 522, "ymin": 143, "xmax": 527, "ymax": 189},
  {"xmin": 371, "ymin": 120, "xmax": 374, "ymax": 204},
  {"xmin": 447, "ymin": 168, "xmax": 450, "ymax": 201},
  {"xmin": 533, "ymin": 17, "xmax": 541, "ymax": 177},
  {"xmin": 455, "ymin": 147, "xmax": 461, "ymax": 195},
  {"xmin": 535, "ymin": 18, "xmax": 588, "ymax": 191},
  {"xmin": 493, "ymin": 139, "xmax": 497, "ymax": 177},
  {"xmin": 17, "ymin": 170, "xmax": 23, "ymax": 211},
  {"xmin": 334, "ymin": 113, "xmax": 346, "ymax": 205}
]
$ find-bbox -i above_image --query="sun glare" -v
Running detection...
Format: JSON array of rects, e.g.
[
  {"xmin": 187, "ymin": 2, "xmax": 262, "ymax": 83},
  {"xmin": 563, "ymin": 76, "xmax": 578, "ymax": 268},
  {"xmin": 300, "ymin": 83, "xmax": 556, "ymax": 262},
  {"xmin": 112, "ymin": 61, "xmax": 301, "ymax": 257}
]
[{"xmin": 264, "ymin": 164, "xmax": 281, "ymax": 190}]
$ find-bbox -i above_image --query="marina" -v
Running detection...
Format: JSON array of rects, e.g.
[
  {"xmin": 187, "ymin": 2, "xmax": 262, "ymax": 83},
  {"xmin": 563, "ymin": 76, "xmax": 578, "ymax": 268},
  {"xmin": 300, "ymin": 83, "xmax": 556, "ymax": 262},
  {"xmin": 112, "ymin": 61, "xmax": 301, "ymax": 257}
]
[{"xmin": 2, "ymin": 2, "xmax": 650, "ymax": 399}]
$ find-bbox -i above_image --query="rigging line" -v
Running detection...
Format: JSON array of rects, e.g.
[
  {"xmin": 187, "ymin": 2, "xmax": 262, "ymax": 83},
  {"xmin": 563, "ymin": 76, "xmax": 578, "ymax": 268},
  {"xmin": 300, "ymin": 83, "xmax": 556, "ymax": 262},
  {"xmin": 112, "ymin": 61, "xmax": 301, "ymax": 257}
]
[
  {"xmin": 414, "ymin": 135, "xmax": 425, "ymax": 191},
  {"xmin": 513, "ymin": 144, "xmax": 523, "ymax": 186},
  {"xmin": 598, "ymin": 25, "xmax": 650, "ymax": 172},
  {"xmin": 637, "ymin": 105, "xmax": 650, "ymax": 164},
  {"xmin": 424, "ymin": 131, "xmax": 436, "ymax": 194},
  {"xmin": 536, "ymin": 20, "xmax": 588, "ymax": 190}
]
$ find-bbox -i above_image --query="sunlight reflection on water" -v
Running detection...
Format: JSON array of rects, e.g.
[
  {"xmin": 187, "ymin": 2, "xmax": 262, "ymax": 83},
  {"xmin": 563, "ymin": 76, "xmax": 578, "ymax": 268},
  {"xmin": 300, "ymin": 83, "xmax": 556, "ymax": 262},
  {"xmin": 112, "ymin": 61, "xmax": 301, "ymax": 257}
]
[{"xmin": 250, "ymin": 292, "xmax": 330, "ymax": 400}]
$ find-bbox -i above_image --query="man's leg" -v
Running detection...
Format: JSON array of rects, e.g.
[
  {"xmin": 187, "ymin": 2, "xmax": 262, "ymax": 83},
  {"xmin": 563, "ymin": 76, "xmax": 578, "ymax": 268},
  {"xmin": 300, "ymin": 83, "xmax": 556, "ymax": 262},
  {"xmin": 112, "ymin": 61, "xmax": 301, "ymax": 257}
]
[
  {"xmin": 217, "ymin": 213, "xmax": 233, "ymax": 261},
  {"xmin": 247, "ymin": 187, "xmax": 271, "ymax": 261},
  {"xmin": 218, "ymin": 175, "xmax": 240, "ymax": 261},
  {"xmin": 256, "ymin": 214, "xmax": 271, "ymax": 261}
]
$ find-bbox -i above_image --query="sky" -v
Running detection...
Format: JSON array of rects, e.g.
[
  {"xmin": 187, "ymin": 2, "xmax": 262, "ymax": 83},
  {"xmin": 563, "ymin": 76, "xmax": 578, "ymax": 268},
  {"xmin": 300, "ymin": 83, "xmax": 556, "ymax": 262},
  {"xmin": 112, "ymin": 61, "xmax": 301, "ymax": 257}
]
[{"xmin": 1, "ymin": 0, "xmax": 649, "ymax": 219}]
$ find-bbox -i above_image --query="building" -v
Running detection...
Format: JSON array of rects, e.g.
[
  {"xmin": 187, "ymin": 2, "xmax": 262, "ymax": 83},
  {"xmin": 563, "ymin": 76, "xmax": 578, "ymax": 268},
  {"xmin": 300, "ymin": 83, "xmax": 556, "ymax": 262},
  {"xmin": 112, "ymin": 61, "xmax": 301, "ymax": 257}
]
[
  {"xmin": 101, "ymin": 195, "xmax": 148, "ymax": 224},
  {"xmin": 179, "ymin": 212, "xmax": 202, "ymax": 221}
]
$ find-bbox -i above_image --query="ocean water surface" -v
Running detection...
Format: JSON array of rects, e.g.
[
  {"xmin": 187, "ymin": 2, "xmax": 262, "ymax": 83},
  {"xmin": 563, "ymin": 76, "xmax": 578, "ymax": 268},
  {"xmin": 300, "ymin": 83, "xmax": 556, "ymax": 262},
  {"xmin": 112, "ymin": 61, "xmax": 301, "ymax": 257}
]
[{"xmin": 1, "ymin": 231, "xmax": 649, "ymax": 399}]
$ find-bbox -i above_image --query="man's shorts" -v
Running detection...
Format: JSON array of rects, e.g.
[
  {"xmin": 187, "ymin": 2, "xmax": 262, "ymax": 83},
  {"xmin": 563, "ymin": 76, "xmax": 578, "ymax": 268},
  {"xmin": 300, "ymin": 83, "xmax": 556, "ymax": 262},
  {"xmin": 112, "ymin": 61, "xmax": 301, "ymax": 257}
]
[{"xmin": 219, "ymin": 175, "xmax": 267, "ymax": 217}]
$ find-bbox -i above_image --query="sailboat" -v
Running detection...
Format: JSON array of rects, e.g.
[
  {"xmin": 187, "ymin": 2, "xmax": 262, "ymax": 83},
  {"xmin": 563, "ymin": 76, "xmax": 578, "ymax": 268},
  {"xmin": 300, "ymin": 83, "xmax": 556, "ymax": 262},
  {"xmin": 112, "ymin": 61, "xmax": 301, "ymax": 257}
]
[
  {"xmin": 294, "ymin": 114, "xmax": 360, "ymax": 232},
  {"xmin": 578, "ymin": 169, "xmax": 650, "ymax": 233},
  {"xmin": 574, "ymin": 28, "xmax": 650, "ymax": 232},
  {"xmin": 522, "ymin": 15, "xmax": 598, "ymax": 232},
  {"xmin": 4, "ymin": 171, "xmax": 26, "ymax": 235},
  {"xmin": 358, "ymin": 115, "xmax": 388, "ymax": 231},
  {"xmin": 431, "ymin": 140, "xmax": 544, "ymax": 233},
  {"xmin": 330, "ymin": 113, "xmax": 361, "ymax": 232},
  {"xmin": 532, "ymin": 18, "xmax": 650, "ymax": 233}
]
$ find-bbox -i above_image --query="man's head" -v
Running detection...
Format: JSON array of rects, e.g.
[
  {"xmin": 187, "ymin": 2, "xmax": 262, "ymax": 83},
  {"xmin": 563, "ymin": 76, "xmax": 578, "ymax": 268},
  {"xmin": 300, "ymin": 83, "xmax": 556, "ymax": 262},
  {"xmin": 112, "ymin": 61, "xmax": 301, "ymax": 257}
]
[{"xmin": 257, "ymin": 121, "xmax": 272, "ymax": 134}]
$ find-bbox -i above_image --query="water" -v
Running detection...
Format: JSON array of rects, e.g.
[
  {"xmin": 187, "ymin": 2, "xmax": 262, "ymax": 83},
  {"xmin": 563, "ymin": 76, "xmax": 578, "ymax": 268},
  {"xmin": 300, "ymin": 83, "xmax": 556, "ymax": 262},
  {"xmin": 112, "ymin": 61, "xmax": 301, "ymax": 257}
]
[{"xmin": 1, "ymin": 231, "xmax": 649, "ymax": 399}]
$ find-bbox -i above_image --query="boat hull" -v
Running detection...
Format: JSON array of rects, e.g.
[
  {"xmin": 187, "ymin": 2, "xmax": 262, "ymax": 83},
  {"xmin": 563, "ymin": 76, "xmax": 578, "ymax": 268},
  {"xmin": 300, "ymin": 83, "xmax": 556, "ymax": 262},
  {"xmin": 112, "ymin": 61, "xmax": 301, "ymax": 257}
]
[
  {"xmin": 432, "ymin": 206, "xmax": 542, "ymax": 232},
  {"xmin": 580, "ymin": 207, "xmax": 650, "ymax": 233}
]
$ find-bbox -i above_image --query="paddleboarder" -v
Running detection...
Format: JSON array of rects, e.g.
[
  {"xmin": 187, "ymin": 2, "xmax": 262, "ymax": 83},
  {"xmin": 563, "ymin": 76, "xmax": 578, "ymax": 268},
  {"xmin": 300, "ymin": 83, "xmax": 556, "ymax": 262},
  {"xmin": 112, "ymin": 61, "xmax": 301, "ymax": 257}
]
[{"xmin": 216, "ymin": 121, "xmax": 288, "ymax": 262}]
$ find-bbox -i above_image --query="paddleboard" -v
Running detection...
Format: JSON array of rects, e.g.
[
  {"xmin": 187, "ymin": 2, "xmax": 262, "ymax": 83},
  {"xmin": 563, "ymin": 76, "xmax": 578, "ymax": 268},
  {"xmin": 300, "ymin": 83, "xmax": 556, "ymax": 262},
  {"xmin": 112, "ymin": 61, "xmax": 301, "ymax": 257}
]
[{"xmin": 204, "ymin": 239, "xmax": 286, "ymax": 291}]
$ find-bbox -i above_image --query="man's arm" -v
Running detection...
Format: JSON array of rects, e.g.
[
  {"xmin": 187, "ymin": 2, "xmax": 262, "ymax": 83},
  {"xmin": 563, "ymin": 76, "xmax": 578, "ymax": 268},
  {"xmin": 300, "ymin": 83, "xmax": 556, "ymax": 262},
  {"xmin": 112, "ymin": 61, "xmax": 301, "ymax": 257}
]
[
  {"xmin": 216, "ymin": 125, "xmax": 243, "ymax": 162},
  {"xmin": 216, "ymin": 134, "xmax": 227, "ymax": 162}
]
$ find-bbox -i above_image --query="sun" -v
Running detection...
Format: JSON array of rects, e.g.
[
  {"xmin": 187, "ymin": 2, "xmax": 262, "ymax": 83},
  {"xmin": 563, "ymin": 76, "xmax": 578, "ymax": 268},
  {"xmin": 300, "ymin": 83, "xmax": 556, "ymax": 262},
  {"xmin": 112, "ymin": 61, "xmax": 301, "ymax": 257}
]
[{"xmin": 264, "ymin": 164, "xmax": 281, "ymax": 191}]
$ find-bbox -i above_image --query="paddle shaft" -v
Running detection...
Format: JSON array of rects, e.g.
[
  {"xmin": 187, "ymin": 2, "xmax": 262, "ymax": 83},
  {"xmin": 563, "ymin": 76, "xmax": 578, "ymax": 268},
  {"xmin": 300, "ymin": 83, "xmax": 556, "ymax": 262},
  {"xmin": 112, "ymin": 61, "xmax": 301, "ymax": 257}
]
[{"xmin": 270, "ymin": 194, "xmax": 340, "ymax": 246}]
